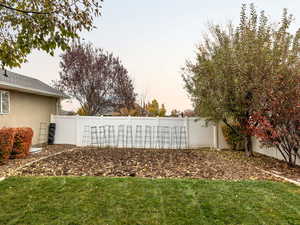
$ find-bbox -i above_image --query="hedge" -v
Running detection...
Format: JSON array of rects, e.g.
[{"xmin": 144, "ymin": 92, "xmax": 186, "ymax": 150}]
[
  {"xmin": 11, "ymin": 128, "xmax": 34, "ymax": 159},
  {"xmin": 0, "ymin": 128, "xmax": 15, "ymax": 162},
  {"xmin": 0, "ymin": 127, "xmax": 34, "ymax": 162}
]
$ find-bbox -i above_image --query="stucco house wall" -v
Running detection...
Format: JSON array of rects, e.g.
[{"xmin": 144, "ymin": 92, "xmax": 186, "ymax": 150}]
[{"xmin": 0, "ymin": 89, "xmax": 58, "ymax": 144}]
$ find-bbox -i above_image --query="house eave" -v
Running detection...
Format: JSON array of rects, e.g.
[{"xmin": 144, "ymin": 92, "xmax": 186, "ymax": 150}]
[{"xmin": 0, "ymin": 82, "xmax": 68, "ymax": 99}]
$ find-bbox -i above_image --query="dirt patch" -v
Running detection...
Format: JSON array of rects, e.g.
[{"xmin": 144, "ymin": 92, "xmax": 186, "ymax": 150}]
[
  {"xmin": 13, "ymin": 148, "xmax": 286, "ymax": 181},
  {"xmin": 0, "ymin": 145, "xmax": 75, "ymax": 177}
]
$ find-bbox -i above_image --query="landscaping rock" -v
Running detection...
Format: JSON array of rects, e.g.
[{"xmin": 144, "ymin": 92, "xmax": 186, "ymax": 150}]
[
  {"xmin": 0, "ymin": 145, "xmax": 75, "ymax": 177},
  {"xmin": 14, "ymin": 147, "xmax": 293, "ymax": 181}
]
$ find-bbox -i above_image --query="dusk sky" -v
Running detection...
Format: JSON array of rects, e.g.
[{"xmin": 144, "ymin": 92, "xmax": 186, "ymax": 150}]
[{"xmin": 12, "ymin": 0, "xmax": 300, "ymax": 112}]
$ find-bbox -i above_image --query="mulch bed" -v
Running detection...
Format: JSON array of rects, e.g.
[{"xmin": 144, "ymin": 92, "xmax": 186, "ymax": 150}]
[
  {"xmin": 13, "ymin": 147, "xmax": 297, "ymax": 182},
  {"xmin": 0, "ymin": 145, "xmax": 75, "ymax": 177}
]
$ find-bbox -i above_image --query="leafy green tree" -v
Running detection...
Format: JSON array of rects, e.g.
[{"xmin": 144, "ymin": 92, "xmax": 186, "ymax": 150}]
[
  {"xmin": 0, "ymin": 0, "xmax": 102, "ymax": 68},
  {"xmin": 146, "ymin": 99, "xmax": 167, "ymax": 117},
  {"xmin": 159, "ymin": 104, "xmax": 166, "ymax": 117},
  {"xmin": 183, "ymin": 4, "xmax": 300, "ymax": 156},
  {"xmin": 146, "ymin": 99, "xmax": 159, "ymax": 116}
]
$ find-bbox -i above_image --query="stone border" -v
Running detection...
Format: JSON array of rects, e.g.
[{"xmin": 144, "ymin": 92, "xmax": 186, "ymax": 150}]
[
  {"xmin": 255, "ymin": 167, "xmax": 300, "ymax": 187},
  {"xmin": 0, "ymin": 177, "xmax": 5, "ymax": 182}
]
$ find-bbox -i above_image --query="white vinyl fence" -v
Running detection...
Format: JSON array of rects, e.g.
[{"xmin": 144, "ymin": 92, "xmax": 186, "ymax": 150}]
[
  {"xmin": 51, "ymin": 115, "xmax": 218, "ymax": 149},
  {"xmin": 252, "ymin": 137, "xmax": 300, "ymax": 166},
  {"xmin": 50, "ymin": 115, "xmax": 299, "ymax": 165}
]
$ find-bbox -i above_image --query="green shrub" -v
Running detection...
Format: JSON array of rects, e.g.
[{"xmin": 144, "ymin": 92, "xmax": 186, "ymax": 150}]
[{"xmin": 222, "ymin": 124, "xmax": 245, "ymax": 151}]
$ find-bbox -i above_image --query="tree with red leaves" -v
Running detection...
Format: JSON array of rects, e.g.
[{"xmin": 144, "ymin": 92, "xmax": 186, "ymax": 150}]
[
  {"xmin": 248, "ymin": 72, "xmax": 300, "ymax": 167},
  {"xmin": 55, "ymin": 42, "xmax": 136, "ymax": 116}
]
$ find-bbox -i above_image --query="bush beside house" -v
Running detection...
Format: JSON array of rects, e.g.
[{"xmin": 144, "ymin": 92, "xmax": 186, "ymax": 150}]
[
  {"xmin": 11, "ymin": 128, "xmax": 34, "ymax": 159},
  {"xmin": 0, "ymin": 127, "xmax": 33, "ymax": 163},
  {"xmin": 0, "ymin": 128, "xmax": 15, "ymax": 161}
]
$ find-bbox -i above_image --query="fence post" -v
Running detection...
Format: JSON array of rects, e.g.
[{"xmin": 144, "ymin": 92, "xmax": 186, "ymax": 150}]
[
  {"xmin": 128, "ymin": 115, "xmax": 131, "ymax": 125},
  {"xmin": 185, "ymin": 117, "xmax": 190, "ymax": 149},
  {"xmin": 75, "ymin": 115, "xmax": 81, "ymax": 146},
  {"xmin": 157, "ymin": 116, "xmax": 160, "ymax": 149},
  {"xmin": 213, "ymin": 122, "xmax": 219, "ymax": 150}
]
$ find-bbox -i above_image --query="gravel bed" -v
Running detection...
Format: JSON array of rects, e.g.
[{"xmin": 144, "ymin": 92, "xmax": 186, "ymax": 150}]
[
  {"xmin": 13, "ymin": 147, "xmax": 287, "ymax": 181},
  {"xmin": 219, "ymin": 150, "xmax": 300, "ymax": 182},
  {"xmin": 0, "ymin": 145, "xmax": 75, "ymax": 177}
]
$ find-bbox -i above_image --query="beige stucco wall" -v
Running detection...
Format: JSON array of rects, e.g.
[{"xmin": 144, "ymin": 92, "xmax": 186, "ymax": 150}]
[{"xmin": 0, "ymin": 89, "xmax": 58, "ymax": 145}]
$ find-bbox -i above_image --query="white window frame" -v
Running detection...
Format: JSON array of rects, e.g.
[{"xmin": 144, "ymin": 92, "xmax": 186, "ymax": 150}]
[{"xmin": 0, "ymin": 90, "xmax": 10, "ymax": 115}]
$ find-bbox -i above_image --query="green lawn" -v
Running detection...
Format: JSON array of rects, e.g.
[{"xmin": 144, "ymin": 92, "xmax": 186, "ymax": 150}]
[{"xmin": 0, "ymin": 177, "xmax": 299, "ymax": 225}]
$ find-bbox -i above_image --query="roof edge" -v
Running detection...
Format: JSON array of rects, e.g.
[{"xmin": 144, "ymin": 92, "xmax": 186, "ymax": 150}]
[{"xmin": 0, "ymin": 81, "xmax": 68, "ymax": 98}]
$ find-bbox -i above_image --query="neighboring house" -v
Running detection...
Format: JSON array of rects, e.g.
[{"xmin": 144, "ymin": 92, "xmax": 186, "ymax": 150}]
[{"xmin": 0, "ymin": 69, "xmax": 66, "ymax": 144}]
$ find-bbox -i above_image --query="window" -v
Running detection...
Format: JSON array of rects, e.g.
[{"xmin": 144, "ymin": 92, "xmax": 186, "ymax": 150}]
[{"xmin": 0, "ymin": 90, "xmax": 9, "ymax": 114}]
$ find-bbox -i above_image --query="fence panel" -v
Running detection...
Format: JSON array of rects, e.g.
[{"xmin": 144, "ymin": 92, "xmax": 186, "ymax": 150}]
[
  {"xmin": 252, "ymin": 137, "xmax": 300, "ymax": 166},
  {"xmin": 51, "ymin": 115, "xmax": 299, "ymax": 165},
  {"xmin": 52, "ymin": 116, "xmax": 77, "ymax": 145},
  {"xmin": 51, "ymin": 115, "xmax": 216, "ymax": 149}
]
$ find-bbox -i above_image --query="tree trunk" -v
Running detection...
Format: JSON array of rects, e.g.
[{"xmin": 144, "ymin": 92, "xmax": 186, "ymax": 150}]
[
  {"xmin": 288, "ymin": 151, "xmax": 296, "ymax": 168},
  {"xmin": 244, "ymin": 135, "xmax": 254, "ymax": 157}
]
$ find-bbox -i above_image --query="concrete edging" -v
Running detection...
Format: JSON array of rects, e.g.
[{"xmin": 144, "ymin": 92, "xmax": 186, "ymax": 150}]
[
  {"xmin": 0, "ymin": 147, "xmax": 79, "ymax": 181},
  {"xmin": 7, "ymin": 147, "xmax": 80, "ymax": 177},
  {"xmin": 257, "ymin": 167, "xmax": 300, "ymax": 187}
]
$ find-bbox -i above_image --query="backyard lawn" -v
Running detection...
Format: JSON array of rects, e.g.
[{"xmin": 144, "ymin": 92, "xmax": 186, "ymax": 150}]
[
  {"xmin": 0, "ymin": 177, "xmax": 299, "ymax": 225},
  {"xmin": 1, "ymin": 146, "xmax": 300, "ymax": 224}
]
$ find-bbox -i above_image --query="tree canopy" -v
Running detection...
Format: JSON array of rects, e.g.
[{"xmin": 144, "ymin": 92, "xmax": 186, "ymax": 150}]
[
  {"xmin": 183, "ymin": 4, "xmax": 300, "ymax": 158},
  {"xmin": 0, "ymin": 0, "xmax": 102, "ymax": 68},
  {"xmin": 248, "ymin": 64, "xmax": 300, "ymax": 166},
  {"xmin": 146, "ymin": 100, "xmax": 167, "ymax": 117},
  {"xmin": 55, "ymin": 42, "xmax": 136, "ymax": 116}
]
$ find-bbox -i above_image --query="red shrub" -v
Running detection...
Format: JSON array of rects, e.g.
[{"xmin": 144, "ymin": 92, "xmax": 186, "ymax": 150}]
[
  {"xmin": 11, "ymin": 128, "xmax": 34, "ymax": 159},
  {"xmin": 0, "ymin": 128, "xmax": 15, "ymax": 162}
]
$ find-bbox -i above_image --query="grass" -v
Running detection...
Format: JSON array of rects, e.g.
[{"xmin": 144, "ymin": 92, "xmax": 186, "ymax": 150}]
[{"xmin": 0, "ymin": 177, "xmax": 300, "ymax": 225}]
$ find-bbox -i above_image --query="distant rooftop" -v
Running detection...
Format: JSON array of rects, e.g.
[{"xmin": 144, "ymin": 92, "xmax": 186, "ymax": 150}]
[{"xmin": 0, "ymin": 69, "xmax": 66, "ymax": 98}]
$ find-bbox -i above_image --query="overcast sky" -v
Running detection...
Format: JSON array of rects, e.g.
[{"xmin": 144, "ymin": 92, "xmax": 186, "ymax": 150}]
[{"xmin": 12, "ymin": 0, "xmax": 300, "ymax": 112}]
